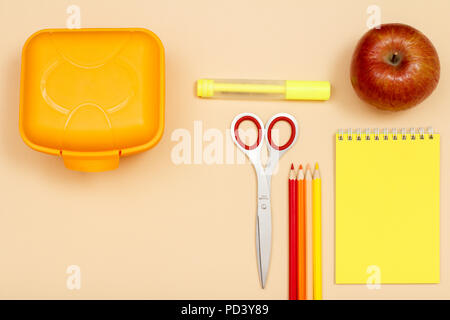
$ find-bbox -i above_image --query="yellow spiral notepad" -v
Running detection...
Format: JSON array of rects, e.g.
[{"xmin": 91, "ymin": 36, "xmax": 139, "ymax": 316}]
[{"xmin": 335, "ymin": 129, "xmax": 440, "ymax": 284}]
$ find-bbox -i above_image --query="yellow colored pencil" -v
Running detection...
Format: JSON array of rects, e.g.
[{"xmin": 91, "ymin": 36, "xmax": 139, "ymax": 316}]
[{"xmin": 312, "ymin": 163, "xmax": 322, "ymax": 300}]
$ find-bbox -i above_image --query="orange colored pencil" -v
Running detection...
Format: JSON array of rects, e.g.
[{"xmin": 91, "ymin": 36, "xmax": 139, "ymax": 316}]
[
  {"xmin": 297, "ymin": 165, "xmax": 306, "ymax": 300},
  {"xmin": 305, "ymin": 164, "xmax": 314, "ymax": 299}
]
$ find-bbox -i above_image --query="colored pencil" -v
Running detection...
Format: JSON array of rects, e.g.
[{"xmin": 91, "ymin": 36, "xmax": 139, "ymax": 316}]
[
  {"xmin": 305, "ymin": 165, "xmax": 314, "ymax": 300},
  {"xmin": 288, "ymin": 164, "xmax": 298, "ymax": 300},
  {"xmin": 312, "ymin": 163, "xmax": 322, "ymax": 300},
  {"xmin": 297, "ymin": 165, "xmax": 306, "ymax": 300}
]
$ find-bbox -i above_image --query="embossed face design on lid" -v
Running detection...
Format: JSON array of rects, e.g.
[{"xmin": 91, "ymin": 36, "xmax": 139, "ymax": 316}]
[{"xmin": 19, "ymin": 28, "xmax": 165, "ymax": 172}]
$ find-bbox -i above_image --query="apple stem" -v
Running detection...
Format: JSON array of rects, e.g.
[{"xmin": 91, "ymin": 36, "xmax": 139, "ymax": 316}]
[{"xmin": 391, "ymin": 52, "xmax": 400, "ymax": 64}]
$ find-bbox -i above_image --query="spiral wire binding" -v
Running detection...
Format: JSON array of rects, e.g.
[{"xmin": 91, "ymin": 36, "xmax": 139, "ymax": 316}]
[
  {"xmin": 411, "ymin": 128, "xmax": 416, "ymax": 140},
  {"xmin": 374, "ymin": 128, "xmax": 380, "ymax": 140},
  {"xmin": 419, "ymin": 128, "xmax": 424, "ymax": 140},
  {"xmin": 401, "ymin": 128, "xmax": 407, "ymax": 140},
  {"xmin": 337, "ymin": 128, "xmax": 435, "ymax": 141}
]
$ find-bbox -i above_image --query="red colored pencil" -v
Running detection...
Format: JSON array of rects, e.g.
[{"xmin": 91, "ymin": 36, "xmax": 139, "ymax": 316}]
[{"xmin": 289, "ymin": 164, "xmax": 298, "ymax": 300}]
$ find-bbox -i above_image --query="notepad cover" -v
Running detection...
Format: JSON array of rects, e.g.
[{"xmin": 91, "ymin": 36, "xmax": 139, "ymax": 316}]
[{"xmin": 335, "ymin": 133, "xmax": 440, "ymax": 284}]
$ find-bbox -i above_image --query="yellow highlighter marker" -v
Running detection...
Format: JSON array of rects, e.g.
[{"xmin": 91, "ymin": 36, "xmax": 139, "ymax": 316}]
[
  {"xmin": 312, "ymin": 163, "xmax": 322, "ymax": 300},
  {"xmin": 197, "ymin": 79, "xmax": 330, "ymax": 101}
]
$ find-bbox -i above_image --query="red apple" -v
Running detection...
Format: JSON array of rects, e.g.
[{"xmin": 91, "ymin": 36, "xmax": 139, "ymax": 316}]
[{"xmin": 350, "ymin": 23, "xmax": 440, "ymax": 111}]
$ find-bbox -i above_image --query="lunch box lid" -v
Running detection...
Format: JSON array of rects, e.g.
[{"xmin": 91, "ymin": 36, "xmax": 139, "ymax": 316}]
[{"xmin": 19, "ymin": 28, "xmax": 165, "ymax": 172}]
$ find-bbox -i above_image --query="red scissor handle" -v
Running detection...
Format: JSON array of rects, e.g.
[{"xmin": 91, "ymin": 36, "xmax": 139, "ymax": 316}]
[
  {"xmin": 267, "ymin": 116, "xmax": 297, "ymax": 151},
  {"xmin": 233, "ymin": 115, "xmax": 262, "ymax": 150}
]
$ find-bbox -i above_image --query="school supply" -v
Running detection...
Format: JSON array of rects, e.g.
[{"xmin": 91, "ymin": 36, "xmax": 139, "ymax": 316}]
[
  {"xmin": 197, "ymin": 79, "xmax": 330, "ymax": 101},
  {"xmin": 289, "ymin": 164, "xmax": 298, "ymax": 300},
  {"xmin": 297, "ymin": 165, "xmax": 307, "ymax": 300},
  {"xmin": 336, "ymin": 128, "xmax": 440, "ymax": 284},
  {"xmin": 19, "ymin": 28, "xmax": 165, "ymax": 172},
  {"xmin": 231, "ymin": 113, "xmax": 299, "ymax": 288},
  {"xmin": 305, "ymin": 165, "xmax": 314, "ymax": 299},
  {"xmin": 312, "ymin": 163, "xmax": 322, "ymax": 300}
]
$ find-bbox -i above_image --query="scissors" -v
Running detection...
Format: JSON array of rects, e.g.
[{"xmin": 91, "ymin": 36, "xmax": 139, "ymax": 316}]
[{"xmin": 231, "ymin": 112, "xmax": 299, "ymax": 288}]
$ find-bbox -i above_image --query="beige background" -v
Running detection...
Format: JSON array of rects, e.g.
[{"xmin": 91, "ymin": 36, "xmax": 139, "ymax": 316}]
[{"xmin": 0, "ymin": 0, "xmax": 449, "ymax": 299}]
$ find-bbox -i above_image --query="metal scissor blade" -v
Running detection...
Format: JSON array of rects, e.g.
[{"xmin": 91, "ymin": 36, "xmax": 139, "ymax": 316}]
[{"xmin": 256, "ymin": 212, "xmax": 272, "ymax": 288}]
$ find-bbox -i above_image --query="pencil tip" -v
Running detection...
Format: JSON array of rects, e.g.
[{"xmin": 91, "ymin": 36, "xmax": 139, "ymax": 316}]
[
  {"xmin": 315, "ymin": 163, "xmax": 319, "ymax": 170},
  {"xmin": 299, "ymin": 164, "xmax": 303, "ymax": 170},
  {"xmin": 291, "ymin": 163, "xmax": 294, "ymax": 170},
  {"xmin": 306, "ymin": 163, "xmax": 311, "ymax": 170}
]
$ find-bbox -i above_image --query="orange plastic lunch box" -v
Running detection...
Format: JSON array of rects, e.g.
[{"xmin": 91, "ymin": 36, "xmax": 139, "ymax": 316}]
[{"xmin": 19, "ymin": 28, "xmax": 165, "ymax": 172}]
